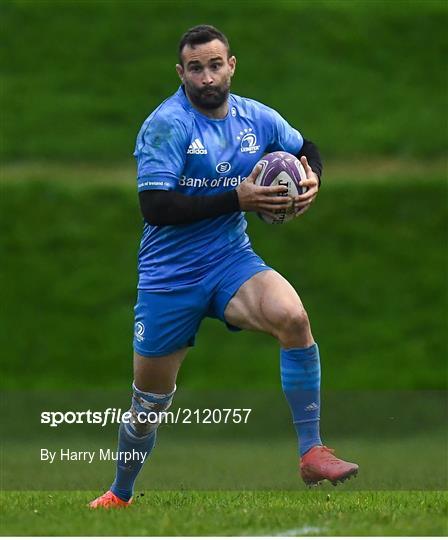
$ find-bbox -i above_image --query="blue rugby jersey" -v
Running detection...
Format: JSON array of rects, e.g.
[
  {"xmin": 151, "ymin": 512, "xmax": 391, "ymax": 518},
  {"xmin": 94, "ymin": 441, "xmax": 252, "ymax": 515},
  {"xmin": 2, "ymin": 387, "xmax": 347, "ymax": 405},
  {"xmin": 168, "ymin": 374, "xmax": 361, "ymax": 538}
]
[{"xmin": 134, "ymin": 86, "xmax": 303, "ymax": 289}]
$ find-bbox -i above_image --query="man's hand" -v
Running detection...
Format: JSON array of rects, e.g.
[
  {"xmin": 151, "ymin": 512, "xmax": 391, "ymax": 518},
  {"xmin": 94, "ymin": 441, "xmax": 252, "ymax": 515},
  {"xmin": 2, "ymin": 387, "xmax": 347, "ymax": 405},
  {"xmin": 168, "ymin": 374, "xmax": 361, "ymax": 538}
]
[
  {"xmin": 236, "ymin": 163, "xmax": 293, "ymax": 220},
  {"xmin": 293, "ymin": 156, "xmax": 320, "ymax": 216}
]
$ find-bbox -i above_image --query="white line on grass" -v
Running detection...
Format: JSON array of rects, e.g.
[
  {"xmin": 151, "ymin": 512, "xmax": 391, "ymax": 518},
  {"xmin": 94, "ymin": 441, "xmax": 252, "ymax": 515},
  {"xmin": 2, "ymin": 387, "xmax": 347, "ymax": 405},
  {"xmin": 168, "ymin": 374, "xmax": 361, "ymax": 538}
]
[{"xmin": 273, "ymin": 525, "xmax": 325, "ymax": 536}]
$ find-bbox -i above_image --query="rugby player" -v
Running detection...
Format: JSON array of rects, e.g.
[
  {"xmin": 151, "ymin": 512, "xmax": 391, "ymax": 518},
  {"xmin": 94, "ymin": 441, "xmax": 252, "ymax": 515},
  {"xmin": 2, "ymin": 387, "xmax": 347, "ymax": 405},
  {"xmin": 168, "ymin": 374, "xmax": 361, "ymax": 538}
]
[{"xmin": 90, "ymin": 25, "xmax": 358, "ymax": 509}]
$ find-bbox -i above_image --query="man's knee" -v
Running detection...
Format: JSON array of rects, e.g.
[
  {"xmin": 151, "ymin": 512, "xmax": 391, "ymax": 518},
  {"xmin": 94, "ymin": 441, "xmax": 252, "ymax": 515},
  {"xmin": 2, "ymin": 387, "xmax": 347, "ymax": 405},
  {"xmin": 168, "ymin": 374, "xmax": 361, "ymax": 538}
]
[
  {"xmin": 270, "ymin": 305, "xmax": 310, "ymax": 340},
  {"xmin": 126, "ymin": 383, "xmax": 176, "ymax": 438}
]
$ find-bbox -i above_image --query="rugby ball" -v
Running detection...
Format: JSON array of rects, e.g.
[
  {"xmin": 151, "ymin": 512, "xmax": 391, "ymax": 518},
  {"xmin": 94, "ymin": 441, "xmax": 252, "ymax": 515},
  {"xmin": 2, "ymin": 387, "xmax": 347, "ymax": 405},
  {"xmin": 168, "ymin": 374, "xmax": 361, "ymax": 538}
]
[{"xmin": 255, "ymin": 151, "xmax": 307, "ymax": 224}]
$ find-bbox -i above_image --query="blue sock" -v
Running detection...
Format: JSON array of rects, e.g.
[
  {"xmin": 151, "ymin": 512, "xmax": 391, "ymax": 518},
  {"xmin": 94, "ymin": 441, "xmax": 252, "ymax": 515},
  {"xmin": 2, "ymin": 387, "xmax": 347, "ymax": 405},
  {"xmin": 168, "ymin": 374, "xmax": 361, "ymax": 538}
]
[
  {"xmin": 110, "ymin": 384, "xmax": 175, "ymax": 501},
  {"xmin": 280, "ymin": 343, "xmax": 323, "ymax": 456}
]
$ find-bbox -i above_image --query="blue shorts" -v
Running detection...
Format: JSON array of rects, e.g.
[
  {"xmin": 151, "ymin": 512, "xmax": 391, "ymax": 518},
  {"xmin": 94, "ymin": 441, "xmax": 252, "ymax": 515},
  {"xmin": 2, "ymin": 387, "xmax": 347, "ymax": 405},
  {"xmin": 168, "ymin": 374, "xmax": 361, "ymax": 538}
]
[{"xmin": 133, "ymin": 248, "xmax": 271, "ymax": 357}]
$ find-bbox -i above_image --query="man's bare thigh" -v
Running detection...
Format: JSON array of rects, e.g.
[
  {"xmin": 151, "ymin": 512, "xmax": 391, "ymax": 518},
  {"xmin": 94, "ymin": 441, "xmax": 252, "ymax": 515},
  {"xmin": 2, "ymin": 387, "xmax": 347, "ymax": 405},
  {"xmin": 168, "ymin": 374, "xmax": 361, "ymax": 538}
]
[{"xmin": 224, "ymin": 270, "xmax": 304, "ymax": 333}]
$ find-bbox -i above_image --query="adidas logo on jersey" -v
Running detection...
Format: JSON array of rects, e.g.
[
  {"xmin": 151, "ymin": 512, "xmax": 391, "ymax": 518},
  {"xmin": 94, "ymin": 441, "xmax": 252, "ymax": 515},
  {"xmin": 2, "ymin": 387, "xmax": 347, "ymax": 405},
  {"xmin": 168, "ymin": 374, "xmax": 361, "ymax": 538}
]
[{"xmin": 187, "ymin": 138, "xmax": 208, "ymax": 154}]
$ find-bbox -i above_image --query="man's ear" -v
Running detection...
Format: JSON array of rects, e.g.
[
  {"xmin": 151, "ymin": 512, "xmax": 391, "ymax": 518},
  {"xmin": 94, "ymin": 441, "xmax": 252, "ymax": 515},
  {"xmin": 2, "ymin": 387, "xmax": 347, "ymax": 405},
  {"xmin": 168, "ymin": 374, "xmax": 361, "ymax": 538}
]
[
  {"xmin": 176, "ymin": 64, "xmax": 184, "ymax": 83},
  {"xmin": 229, "ymin": 55, "xmax": 236, "ymax": 77}
]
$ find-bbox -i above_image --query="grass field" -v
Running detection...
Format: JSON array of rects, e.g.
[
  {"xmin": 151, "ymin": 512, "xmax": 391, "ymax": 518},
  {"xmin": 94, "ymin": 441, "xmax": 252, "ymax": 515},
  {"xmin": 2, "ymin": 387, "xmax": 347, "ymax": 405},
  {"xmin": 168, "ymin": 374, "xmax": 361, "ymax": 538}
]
[
  {"xmin": 1, "ymin": 388, "xmax": 446, "ymax": 534},
  {"xmin": 1, "ymin": 490, "xmax": 447, "ymax": 536},
  {"xmin": 2, "ymin": 431, "xmax": 447, "ymax": 491}
]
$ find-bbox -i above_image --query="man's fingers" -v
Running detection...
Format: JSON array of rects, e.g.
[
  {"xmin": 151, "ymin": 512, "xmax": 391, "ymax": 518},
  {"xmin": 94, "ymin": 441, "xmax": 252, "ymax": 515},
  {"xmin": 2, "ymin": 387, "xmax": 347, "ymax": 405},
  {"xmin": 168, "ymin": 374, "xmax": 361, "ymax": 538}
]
[
  {"xmin": 300, "ymin": 156, "xmax": 314, "ymax": 178},
  {"xmin": 294, "ymin": 204, "xmax": 310, "ymax": 217},
  {"xmin": 294, "ymin": 196, "xmax": 315, "ymax": 209},
  {"xmin": 264, "ymin": 195, "xmax": 293, "ymax": 206},
  {"xmin": 299, "ymin": 178, "xmax": 317, "ymax": 189},
  {"xmin": 296, "ymin": 188, "xmax": 317, "ymax": 202},
  {"xmin": 296, "ymin": 196, "xmax": 315, "ymax": 205},
  {"xmin": 294, "ymin": 193, "xmax": 316, "ymax": 211},
  {"xmin": 247, "ymin": 163, "xmax": 263, "ymax": 183},
  {"xmin": 261, "ymin": 184, "xmax": 289, "ymax": 195},
  {"xmin": 294, "ymin": 184, "xmax": 318, "ymax": 198},
  {"xmin": 259, "ymin": 200, "xmax": 293, "ymax": 211}
]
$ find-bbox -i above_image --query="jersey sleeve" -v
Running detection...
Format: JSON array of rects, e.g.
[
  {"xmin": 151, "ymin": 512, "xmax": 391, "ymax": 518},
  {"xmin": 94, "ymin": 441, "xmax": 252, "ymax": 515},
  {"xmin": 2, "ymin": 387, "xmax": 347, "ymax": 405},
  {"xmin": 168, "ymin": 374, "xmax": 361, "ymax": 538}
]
[
  {"xmin": 134, "ymin": 113, "xmax": 189, "ymax": 192},
  {"xmin": 266, "ymin": 109, "xmax": 304, "ymax": 155}
]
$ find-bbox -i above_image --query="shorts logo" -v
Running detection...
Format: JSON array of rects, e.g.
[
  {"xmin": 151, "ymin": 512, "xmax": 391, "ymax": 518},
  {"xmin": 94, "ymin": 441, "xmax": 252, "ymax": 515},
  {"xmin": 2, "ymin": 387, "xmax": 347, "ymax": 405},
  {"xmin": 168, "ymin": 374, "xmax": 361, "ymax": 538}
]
[
  {"xmin": 216, "ymin": 161, "xmax": 231, "ymax": 174},
  {"xmin": 237, "ymin": 128, "xmax": 260, "ymax": 154},
  {"xmin": 134, "ymin": 322, "xmax": 145, "ymax": 342}
]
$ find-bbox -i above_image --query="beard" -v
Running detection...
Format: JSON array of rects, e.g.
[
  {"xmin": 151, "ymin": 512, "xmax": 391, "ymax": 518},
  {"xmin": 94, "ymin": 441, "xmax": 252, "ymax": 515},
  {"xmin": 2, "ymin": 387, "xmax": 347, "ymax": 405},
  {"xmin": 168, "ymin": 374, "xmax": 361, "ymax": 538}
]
[{"xmin": 185, "ymin": 79, "xmax": 230, "ymax": 111}]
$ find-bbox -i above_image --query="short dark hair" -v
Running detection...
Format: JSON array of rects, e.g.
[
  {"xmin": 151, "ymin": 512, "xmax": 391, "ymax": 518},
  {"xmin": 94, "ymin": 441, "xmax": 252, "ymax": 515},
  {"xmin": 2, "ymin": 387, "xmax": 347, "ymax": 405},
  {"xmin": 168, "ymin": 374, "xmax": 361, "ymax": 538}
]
[{"xmin": 178, "ymin": 25, "xmax": 230, "ymax": 64}]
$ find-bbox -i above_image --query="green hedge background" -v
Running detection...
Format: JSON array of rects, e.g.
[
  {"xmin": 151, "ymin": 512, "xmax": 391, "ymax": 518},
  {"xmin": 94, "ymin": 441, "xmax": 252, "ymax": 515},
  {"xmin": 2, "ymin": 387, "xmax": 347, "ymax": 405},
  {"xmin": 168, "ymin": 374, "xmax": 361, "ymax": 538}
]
[{"xmin": 1, "ymin": 0, "xmax": 447, "ymax": 390}]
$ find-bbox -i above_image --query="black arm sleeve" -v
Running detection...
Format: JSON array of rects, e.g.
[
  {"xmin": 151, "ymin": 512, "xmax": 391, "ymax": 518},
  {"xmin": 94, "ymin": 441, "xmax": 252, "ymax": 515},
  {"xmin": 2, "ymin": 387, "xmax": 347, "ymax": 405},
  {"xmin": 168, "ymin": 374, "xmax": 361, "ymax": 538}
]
[
  {"xmin": 139, "ymin": 189, "xmax": 240, "ymax": 226},
  {"xmin": 296, "ymin": 138, "xmax": 323, "ymax": 186}
]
